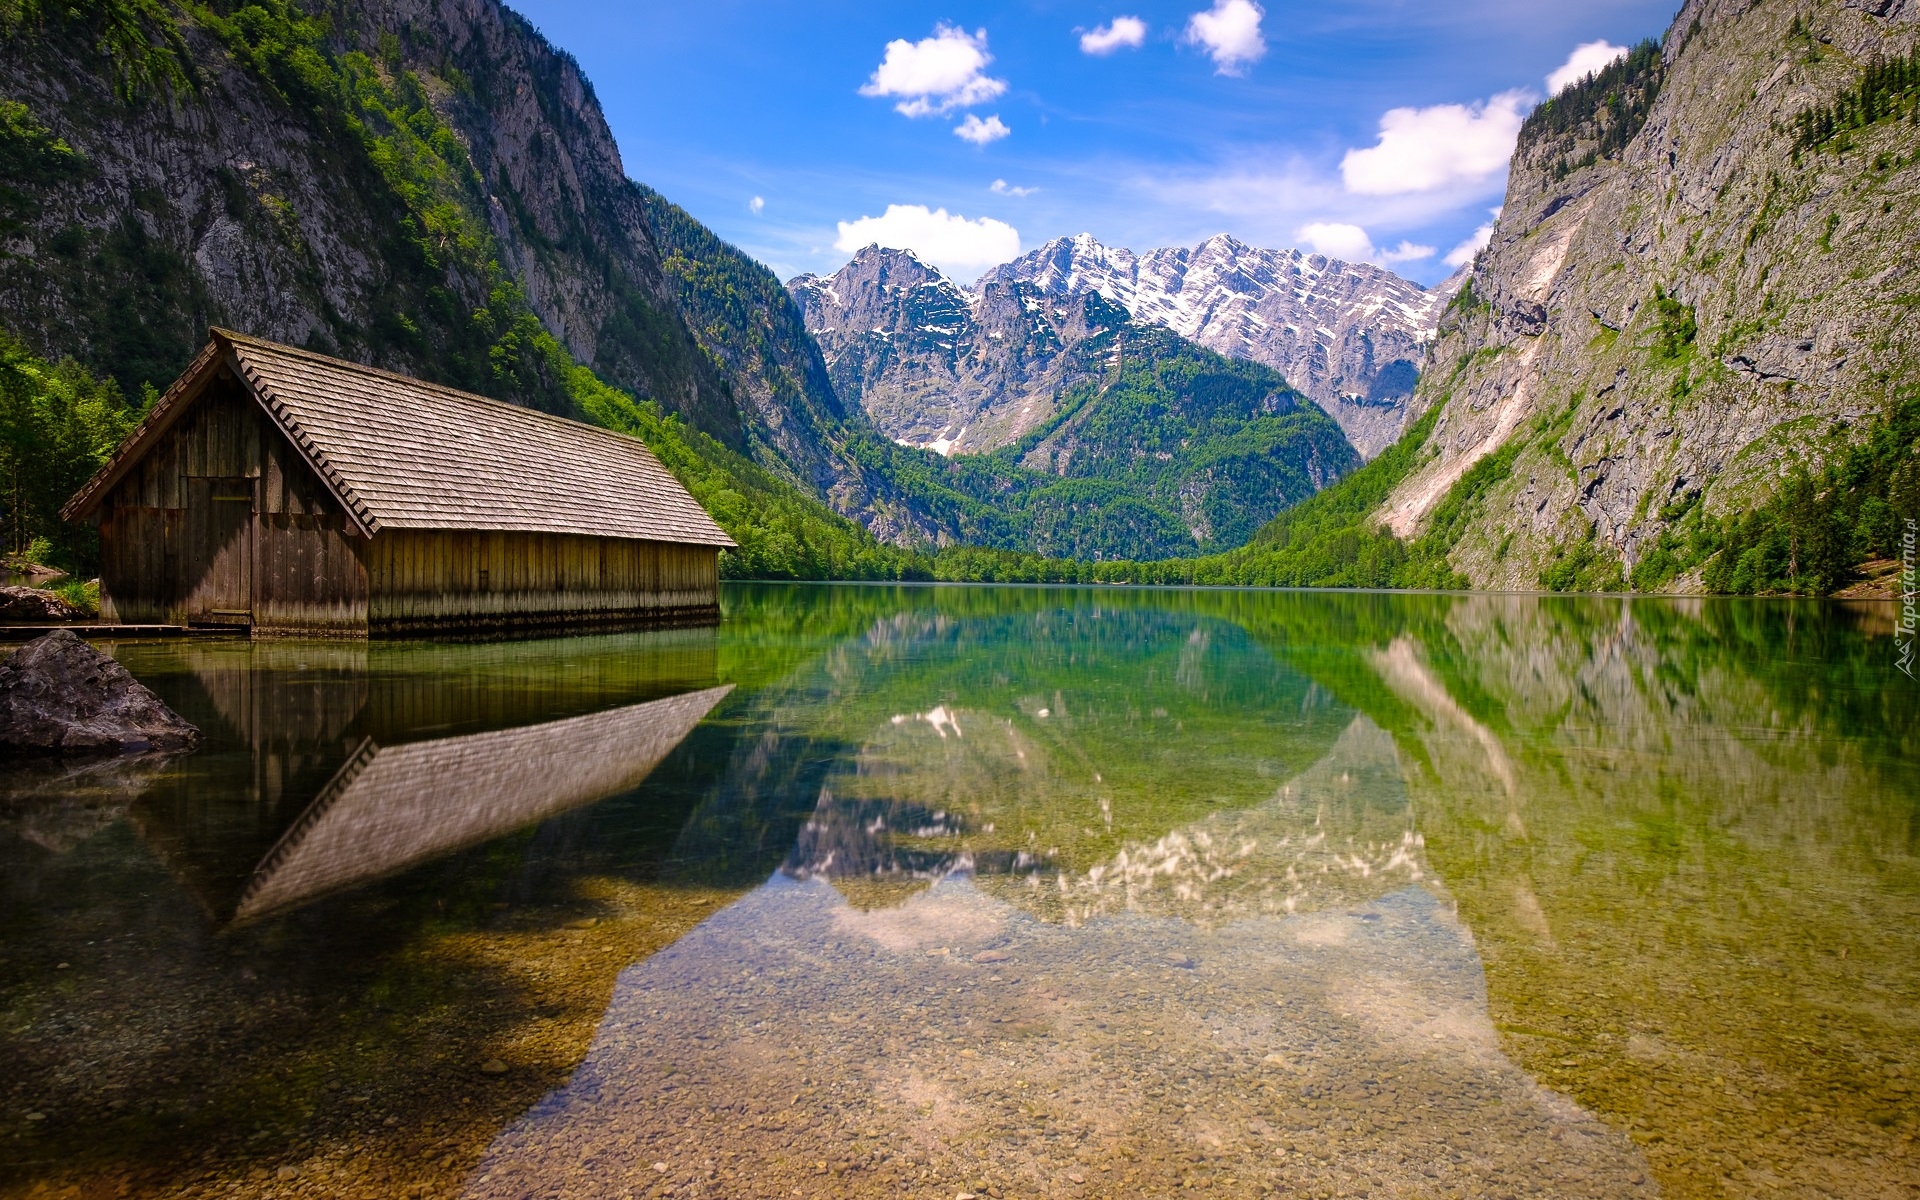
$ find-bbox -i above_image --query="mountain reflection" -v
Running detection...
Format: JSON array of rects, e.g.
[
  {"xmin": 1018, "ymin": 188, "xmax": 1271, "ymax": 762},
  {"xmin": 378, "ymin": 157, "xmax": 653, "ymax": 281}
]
[
  {"xmin": 472, "ymin": 587, "xmax": 1917, "ymax": 1200},
  {"xmin": 1350, "ymin": 594, "xmax": 1920, "ymax": 1200},
  {"xmin": 781, "ymin": 710, "xmax": 1427, "ymax": 928}
]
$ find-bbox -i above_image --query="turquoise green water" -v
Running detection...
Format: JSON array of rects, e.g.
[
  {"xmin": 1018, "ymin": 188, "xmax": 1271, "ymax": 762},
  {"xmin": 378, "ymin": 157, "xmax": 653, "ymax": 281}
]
[{"xmin": 2, "ymin": 585, "xmax": 1916, "ymax": 1199}]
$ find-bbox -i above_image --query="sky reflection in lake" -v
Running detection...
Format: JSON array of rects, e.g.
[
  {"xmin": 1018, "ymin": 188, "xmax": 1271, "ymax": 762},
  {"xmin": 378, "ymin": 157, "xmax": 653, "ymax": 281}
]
[{"xmin": 2, "ymin": 585, "xmax": 1915, "ymax": 1200}]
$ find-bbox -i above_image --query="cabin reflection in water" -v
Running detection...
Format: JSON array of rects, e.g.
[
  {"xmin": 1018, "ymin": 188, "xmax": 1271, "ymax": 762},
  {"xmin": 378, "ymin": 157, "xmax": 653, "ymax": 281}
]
[{"xmin": 125, "ymin": 631, "xmax": 730, "ymax": 926}]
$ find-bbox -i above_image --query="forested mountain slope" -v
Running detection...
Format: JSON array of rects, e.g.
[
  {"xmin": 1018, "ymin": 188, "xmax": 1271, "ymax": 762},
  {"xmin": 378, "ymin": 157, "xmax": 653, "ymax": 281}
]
[
  {"xmin": 0, "ymin": 0, "xmax": 739, "ymax": 434},
  {"xmin": 1379, "ymin": 0, "xmax": 1920, "ymax": 592},
  {"xmin": 851, "ymin": 323, "xmax": 1361, "ymax": 561},
  {"xmin": 629, "ymin": 189, "xmax": 946, "ymax": 545}
]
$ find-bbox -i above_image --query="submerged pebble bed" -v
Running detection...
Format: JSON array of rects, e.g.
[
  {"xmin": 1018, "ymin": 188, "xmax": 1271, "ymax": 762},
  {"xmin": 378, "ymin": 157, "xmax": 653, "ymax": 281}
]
[{"xmin": 470, "ymin": 878, "xmax": 1651, "ymax": 1199}]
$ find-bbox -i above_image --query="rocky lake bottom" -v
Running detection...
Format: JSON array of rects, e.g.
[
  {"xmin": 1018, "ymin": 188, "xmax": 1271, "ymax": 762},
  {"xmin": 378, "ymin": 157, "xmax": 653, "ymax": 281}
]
[{"xmin": 2, "ymin": 584, "xmax": 1915, "ymax": 1199}]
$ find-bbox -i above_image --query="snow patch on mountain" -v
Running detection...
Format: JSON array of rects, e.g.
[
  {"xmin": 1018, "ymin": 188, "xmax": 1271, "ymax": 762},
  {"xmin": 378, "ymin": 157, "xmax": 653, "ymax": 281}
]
[{"xmin": 987, "ymin": 233, "xmax": 1462, "ymax": 459}]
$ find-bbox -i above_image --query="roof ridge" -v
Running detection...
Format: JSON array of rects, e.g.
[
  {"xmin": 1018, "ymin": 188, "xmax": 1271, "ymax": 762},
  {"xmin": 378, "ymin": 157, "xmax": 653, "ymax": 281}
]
[
  {"xmin": 67, "ymin": 329, "xmax": 734, "ymax": 547},
  {"xmin": 211, "ymin": 328, "xmax": 677, "ymax": 453}
]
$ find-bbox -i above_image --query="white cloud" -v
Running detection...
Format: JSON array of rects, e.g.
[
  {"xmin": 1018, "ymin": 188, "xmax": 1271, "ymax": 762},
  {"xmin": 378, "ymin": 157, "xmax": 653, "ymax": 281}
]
[
  {"xmin": 954, "ymin": 114, "xmax": 1011, "ymax": 145},
  {"xmin": 749, "ymin": 195, "xmax": 765, "ymax": 215},
  {"xmin": 1296, "ymin": 222, "xmax": 1433, "ymax": 268},
  {"xmin": 1080, "ymin": 16, "xmax": 1147, "ymax": 55},
  {"xmin": 834, "ymin": 205, "xmax": 1021, "ymax": 276},
  {"xmin": 1184, "ymin": 0, "xmax": 1265, "ymax": 75},
  {"xmin": 1376, "ymin": 239, "xmax": 1436, "ymax": 265},
  {"xmin": 860, "ymin": 24, "xmax": 1007, "ymax": 117},
  {"xmin": 1547, "ymin": 40, "xmax": 1628, "ymax": 95},
  {"xmin": 1340, "ymin": 90, "xmax": 1531, "ymax": 196},
  {"xmin": 1443, "ymin": 208, "xmax": 1501, "ymax": 268},
  {"xmin": 991, "ymin": 178, "xmax": 1038, "ymax": 197},
  {"xmin": 1296, "ymin": 222, "xmax": 1374, "ymax": 262}
]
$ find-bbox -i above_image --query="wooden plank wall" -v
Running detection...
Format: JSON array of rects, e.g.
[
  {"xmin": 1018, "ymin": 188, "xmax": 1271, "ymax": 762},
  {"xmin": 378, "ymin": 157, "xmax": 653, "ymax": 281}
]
[
  {"xmin": 253, "ymin": 402, "xmax": 371, "ymax": 636},
  {"xmin": 176, "ymin": 641, "xmax": 372, "ymax": 750},
  {"xmin": 99, "ymin": 370, "xmax": 371, "ymax": 634},
  {"xmin": 100, "ymin": 377, "xmax": 260, "ymax": 624},
  {"xmin": 366, "ymin": 531, "xmax": 719, "ymax": 635}
]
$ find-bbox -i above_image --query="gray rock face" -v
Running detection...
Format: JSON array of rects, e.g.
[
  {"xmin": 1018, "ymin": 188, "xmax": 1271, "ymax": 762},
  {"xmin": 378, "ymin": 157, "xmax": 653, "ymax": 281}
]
[
  {"xmin": 1380, "ymin": 0, "xmax": 1920, "ymax": 588},
  {"xmin": 0, "ymin": 586, "xmax": 84, "ymax": 623},
  {"xmin": 0, "ymin": 1, "xmax": 957, "ymax": 548},
  {"xmin": 0, "ymin": 630, "xmax": 201, "ymax": 756},
  {"xmin": 0, "ymin": 0, "xmax": 739, "ymax": 441},
  {"xmin": 789, "ymin": 246, "xmax": 1128, "ymax": 455},
  {"xmin": 987, "ymin": 234, "xmax": 1460, "ymax": 458}
]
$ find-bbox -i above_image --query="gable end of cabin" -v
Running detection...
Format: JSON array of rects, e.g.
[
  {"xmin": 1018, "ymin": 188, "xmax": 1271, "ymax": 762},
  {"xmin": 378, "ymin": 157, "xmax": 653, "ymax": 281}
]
[{"xmin": 92, "ymin": 359, "xmax": 372, "ymax": 636}]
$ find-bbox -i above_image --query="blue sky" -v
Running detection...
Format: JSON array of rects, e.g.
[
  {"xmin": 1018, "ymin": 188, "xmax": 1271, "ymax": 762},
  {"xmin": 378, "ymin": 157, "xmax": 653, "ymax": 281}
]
[{"xmin": 507, "ymin": 0, "xmax": 1679, "ymax": 286}]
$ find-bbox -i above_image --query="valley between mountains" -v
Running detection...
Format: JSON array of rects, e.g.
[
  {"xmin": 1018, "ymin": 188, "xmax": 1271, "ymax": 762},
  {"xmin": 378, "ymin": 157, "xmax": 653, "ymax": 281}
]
[{"xmin": 1, "ymin": 0, "xmax": 1915, "ymax": 594}]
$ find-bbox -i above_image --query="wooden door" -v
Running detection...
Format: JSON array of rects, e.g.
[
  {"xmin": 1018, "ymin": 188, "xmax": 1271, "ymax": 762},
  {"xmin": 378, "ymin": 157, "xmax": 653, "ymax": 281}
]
[{"xmin": 183, "ymin": 477, "xmax": 255, "ymax": 627}]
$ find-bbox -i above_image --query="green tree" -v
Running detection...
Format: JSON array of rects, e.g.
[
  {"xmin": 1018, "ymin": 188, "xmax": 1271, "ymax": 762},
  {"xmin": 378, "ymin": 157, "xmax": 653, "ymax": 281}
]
[{"xmin": 0, "ymin": 330, "xmax": 145, "ymax": 570}]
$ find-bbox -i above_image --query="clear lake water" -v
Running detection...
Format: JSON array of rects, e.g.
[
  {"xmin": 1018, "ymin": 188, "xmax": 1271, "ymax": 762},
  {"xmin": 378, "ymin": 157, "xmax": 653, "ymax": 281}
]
[{"xmin": 2, "ymin": 583, "xmax": 1916, "ymax": 1199}]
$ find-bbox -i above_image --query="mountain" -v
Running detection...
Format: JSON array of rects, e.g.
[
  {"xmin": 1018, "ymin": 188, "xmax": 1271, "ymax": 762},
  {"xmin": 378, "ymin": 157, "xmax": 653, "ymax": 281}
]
[
  {"xmin": 19, "ymin": 0, "xmax": 1901, "ymax": 592},
  {"xmin": 988, "ymin": 234, "xmax": 1459, "ymax": 459},
  {"xmin": 789, "ymin": 245, "xmax": 1360, "ymax": 559},
  {"xmin": 790, "ymin": 245, "xmax": 1133, "ymax": 456},
  {"xmin": 1374, "ymin": 0, "xmax": 1920, "ymax": 592},
  {"xmin": 1005, "ymin": 0, "xmax": 1917, "ymax": 596},
  {"xmin": 0, "ymin": 0, "xmax": 744, "ymax": 436},
  {"xmin": 794, "ymin": 239, "xmax": 1452, "ymax": 463},
  {"xmin": 0, "ymin": 0, "xmax": 931, "ymax": 580}
]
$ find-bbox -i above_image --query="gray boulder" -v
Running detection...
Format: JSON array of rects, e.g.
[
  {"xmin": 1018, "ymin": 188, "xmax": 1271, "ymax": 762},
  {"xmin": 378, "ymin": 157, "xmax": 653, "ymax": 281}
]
[
  {"xmin": 0, "ymin": 585, "xmax": 84, "ymax": 622},
  {"xmin": 0, "ymin": 630, "xmax": 201, "ymax": 755}
]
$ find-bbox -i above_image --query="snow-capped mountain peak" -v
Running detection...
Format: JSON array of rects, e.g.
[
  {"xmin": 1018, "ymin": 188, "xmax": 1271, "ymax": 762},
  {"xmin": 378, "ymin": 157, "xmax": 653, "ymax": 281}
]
[
  {"xmin": 983, "ymin": 234, "xmax": 1459, "ymax": 457},
  {"xmin": 790, "ymin": 237, "xmax": 1458, "ymax": 461}
]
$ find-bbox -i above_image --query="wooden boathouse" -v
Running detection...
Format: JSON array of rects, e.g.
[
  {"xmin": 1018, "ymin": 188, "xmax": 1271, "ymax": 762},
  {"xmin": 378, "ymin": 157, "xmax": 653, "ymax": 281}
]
[{"xmin": 61, "ymin": 330, "xmax": 735, "ymax": 637}]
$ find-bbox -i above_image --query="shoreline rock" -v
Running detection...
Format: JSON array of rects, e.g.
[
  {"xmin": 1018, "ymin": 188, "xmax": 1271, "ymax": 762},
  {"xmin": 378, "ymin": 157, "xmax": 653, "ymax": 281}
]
[
  {"xmin": 0, "ymin": 585, "xmax": 85, "ymax": 623},
  {"xmin": 1, "ymin": 557, "xmax": 68, "ymax": 581},
  {"xmin": 0, "ymin": 629, "xmax": 202, "ymax": 756}
]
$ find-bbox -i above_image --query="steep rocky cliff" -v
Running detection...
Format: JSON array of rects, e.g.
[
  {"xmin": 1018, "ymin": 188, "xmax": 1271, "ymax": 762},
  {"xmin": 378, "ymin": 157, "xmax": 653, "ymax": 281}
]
[
  {"xmin": 0, "ymin": 0, "xmax": 749, "ymax": 437},
  {"xmin": 990, "ymin": 234, "xmax": 1457, "ymax": 459},
  {"xmin": 1384, "ymin": 0, "xmax": 1920, "ymax": 589}
]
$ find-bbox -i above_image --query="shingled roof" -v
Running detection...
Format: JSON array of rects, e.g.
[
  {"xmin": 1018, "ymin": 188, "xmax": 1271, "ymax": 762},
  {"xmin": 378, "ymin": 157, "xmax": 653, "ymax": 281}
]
[{"xmin": 64, "ymin": 329, "xmax": 736, "ymax": 548}]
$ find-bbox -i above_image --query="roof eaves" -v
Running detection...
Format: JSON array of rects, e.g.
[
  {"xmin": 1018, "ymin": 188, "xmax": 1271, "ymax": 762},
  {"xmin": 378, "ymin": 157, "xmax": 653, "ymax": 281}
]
[
  {"xmin": 58, "ymin": 338, "xmax": 225, "ymax": 521},
  {"xmin": 371, "ymin": 518, "xmax": 738, "ymax": 548}
]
